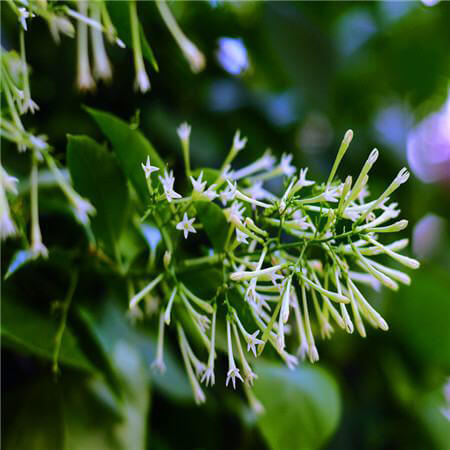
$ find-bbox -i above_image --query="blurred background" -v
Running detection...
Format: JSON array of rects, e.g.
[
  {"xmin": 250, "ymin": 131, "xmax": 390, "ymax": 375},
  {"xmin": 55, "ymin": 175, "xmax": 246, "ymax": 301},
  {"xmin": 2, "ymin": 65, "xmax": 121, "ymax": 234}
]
[{"xmin": 2, "ymin": 1, "xmax": 450, "ymax": 449}]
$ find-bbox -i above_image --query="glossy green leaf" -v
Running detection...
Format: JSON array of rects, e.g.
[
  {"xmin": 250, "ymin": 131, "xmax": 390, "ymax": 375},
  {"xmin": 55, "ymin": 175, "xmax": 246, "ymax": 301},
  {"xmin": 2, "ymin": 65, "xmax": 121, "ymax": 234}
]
[
  {"xmin": 253, "ymin": 361, "xmax": 341, "ymax": 450},
  {"xmin": 67, "ymin": 134, "xmax": 129, "ymax": 258},
  {"xmin": 107, "ymin": 1, "xmax": 159, "ymax": 72},
  {"xmin": 194, "ymin": 201, "xmax": 228, "ymax": 252},
  {"xmin": 390, "ymin": 265, "xmax": 450, "ymax": 368},
  {"xmin": 1, "ymin": 296, "xmax": 95, "ymax": 373},
  {"xmin": 78, "ymin": 299, "xmax": 192, "ymax": 402},
  {"xmin": 85, "ymin": 107, "xmax": 164, "ymax": 202}
]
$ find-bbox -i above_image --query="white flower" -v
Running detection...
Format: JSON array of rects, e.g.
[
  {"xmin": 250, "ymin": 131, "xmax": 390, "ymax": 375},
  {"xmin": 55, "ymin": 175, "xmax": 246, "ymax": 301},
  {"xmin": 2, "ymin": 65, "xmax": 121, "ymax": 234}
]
[
  {"xmin": 225, "ymin": 320, "xmax": 243, "ymax": 389},
  {"xmin": 135, "ymin": 68, "xmax": 150, "ymax": 93},
  {"xmin": 216, "ymin": 37, "xmax": 249, "ymax": 76},
  {"xmin": 0, "ymin": 211, "xmax": 17, "ymax": 240},
  {"xmin": 1, "ymin": 169, "xmax": 19, "ymax": 195},
  {"xmin": 201, "ymin": 366, "xmax": 215, "ymax": 387},
  {"xmin": 141, "ymin": 156, "xmax": 159, "ymax": 179},
  {"xmin": 176, "ymin": 212, "xmax": 197, "ymax": 239},
  {"xmin": 291, "ymin": 211, "xmax": 311, "ymax": 230},
  {"xmin": 72, "ymin": 195, "xmax": 96, "ymax": 225},
  {"xmin": 190, "ymin": 171, "xmax": 206, "ymax": 193},
  {"xmin": 203, "ymin": 184, "xmax": 218, "ymax": 201},
  {"xmin": 280, "ymin": 153, "xmax": 296, "ymax": 177},
  {"xmin": 220, "ymin": 183, "xmax": 236, "ymax": 205},
  {"xmin": 323, "ymin": 187, "xmax": 339, "ymax": 203},
  {"xmin": 31, "ymin": 240, "xmax": 48, "ymax": 259},
  {"xmin": 245, "ymin": 181, "xmax": 276, "ymax": 201},
  {"xmin": 235, "ymin": 228, "xmax": 249, "ymax": 245},
  {"xmin": 18, "ymin": 7, "xmax": 34, "ymax": 31},
  {"xmin": 246, "ymin": 330, "xmax": 264, "ymax": 357},
  {"xmin": 224, "ymin": 201, "xmax": 245, "ymax": 225},
  {"xmin": 177, "ymin": 122, "xmax": 191, "ymax": 142},
  {"xmin": 159, "ymin": 170, "xmax": 182, "ymax": 202},
  {"xmin": 181, "ymin": 40, "xmax": 206, "ymax": 73},
  {"xmin": 21, "ymin": 97, "xmax": 39, "ymax": 115},
  {"xmin": 295, "ymin": 168, "xmax": 314, "ymax": 190},
  {"xmin": 232, "ymin": 130, "xmax": 247, "ymax": 152}
]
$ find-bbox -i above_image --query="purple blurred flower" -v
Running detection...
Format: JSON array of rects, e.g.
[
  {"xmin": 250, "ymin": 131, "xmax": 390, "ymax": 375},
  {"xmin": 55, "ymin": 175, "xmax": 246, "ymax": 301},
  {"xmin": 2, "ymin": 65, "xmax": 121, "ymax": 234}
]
[
  {"xmin": 407, "ymin": 94, "xmax": 450, "ymax": 183},
  {"xmin": 412, "ymin": 214, "xmax": 445, "ymax": 260},
  {"xmin": 216, "ymin": 37, "xmax": 249, "ymax": 76}
]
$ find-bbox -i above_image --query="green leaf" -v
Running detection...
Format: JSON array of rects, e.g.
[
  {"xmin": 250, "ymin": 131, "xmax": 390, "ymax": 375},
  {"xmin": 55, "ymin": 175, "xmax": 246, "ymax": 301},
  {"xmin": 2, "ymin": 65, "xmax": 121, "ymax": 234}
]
[
  {"xmin": 390, "ymin": 265, "xmax": 450, "ymax": 368},
  {"xmin": 78, "ymin": 299, "xmax": 192, "ymax": 402},
  {"xmin": 194, "ymin": 201, "xmax": 228, "ymax": 252},
  {"xmin": 5, "ymin": 368, "xmax": 150, "ymax": 450},
  {"xmin": 107, "ymin": 1, "xmax": 159, "ymax": 72},
  {"xmin": 4, "ymin": 249, "xmax": 34, "ymax": 280},
  {"xmin": 85, "ymin": 107, "xmax": 164, "ymax": 202},
  {"xmin": 67, "ymin": 134, "xmax": 129, "ymax": 258},
  {"xmin": 1, "ymin": 295, "xmax": 95, "ymax": 373},
  {"xmin": 253, "ymin": 362, "xmax": 341, "ymax": 450}
]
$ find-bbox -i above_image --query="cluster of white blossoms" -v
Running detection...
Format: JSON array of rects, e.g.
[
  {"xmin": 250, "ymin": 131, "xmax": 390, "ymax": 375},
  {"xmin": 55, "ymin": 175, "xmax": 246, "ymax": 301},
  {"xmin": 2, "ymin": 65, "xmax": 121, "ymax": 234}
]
[
  {"xmin": 3, "ymin": 0, "xmax": 205, "ymax": 95},
  {"xmin": 130, "ymin": 123, "xmax": 420, "ymax": 407}
]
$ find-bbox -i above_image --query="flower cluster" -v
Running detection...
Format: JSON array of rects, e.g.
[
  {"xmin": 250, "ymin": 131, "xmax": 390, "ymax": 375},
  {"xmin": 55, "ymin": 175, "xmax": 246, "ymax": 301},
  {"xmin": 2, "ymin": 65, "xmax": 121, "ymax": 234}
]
[
  {"xmin": 3, "ymin": 0, "xmax": 205, "ymax": 94},
  {"xmin": 130, "ymin": 124, "xmax": 420, "ymax": 407}
]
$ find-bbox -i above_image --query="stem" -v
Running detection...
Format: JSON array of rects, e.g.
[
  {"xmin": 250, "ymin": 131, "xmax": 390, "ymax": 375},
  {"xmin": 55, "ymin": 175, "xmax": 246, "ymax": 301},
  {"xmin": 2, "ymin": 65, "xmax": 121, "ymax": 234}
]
[{"xmin": 53, "ymin": 271, "xmax": 78, "ymax": 375}]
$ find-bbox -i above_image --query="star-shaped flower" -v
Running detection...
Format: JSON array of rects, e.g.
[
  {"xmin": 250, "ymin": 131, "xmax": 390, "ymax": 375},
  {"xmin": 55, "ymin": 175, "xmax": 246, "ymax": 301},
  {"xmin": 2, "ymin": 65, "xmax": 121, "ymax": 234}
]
[
  {"xmin": 246, "ymin": 330, "xmax": 264, "ymax": 357},
  {"xmin": 176, "ymin": 212, "xmax": 197, "ymax": 239},
  {"xmin": 280, "ymin": 153, "xmax": 296, "ymax": 177},
  {"xmin": 232, "ymin": 130, "xmax": 247, "ymax": 152},
  {"xmin": 159, "ymin": 170, "xmax": 182, "ymax": 202},
  {"xmin": 226, "ymin": 366, "xmax": 243, "ymax": 389},
  {"xmin": 235, "ymin": 228, "xmax": 249, "ymax": 245},
  {"xmin": 141, "ymin": 156, "xmax": 159, "ymax": 179},
  {"xmin": 190, "ymin": 171, "xmax": 207, "ymax": 193},
  {"xmin": 295, "ymin": 167, "xmax": 314, "ymax": 190}
]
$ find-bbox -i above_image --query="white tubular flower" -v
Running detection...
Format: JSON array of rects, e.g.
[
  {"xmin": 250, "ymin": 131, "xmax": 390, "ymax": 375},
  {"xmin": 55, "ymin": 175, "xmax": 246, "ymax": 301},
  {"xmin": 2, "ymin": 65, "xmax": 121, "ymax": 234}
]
[
  {"xmin": 232, "ymin": 150, "xmax": 276, "ymax": 180},
  {"xmin": 76, "ymin": 1, "xmax": 95, "ymax": 91},
  {"xmin": 346, "ymin": 279, "xmax": 366, "ymax": 338},
  {"xmin": 225, "ymin": 319, "xmax": 243, "ymax": 389},
  {"xmin": 326, "ymin": 129, "xmax": 353, "ymax": 189},
  {"xmin": 156, "ymin": 0, "xmax": 205, "ymax": 73},
  {"xmin": 180, "ymin": 291, "xmax": 210, "ymax": 333},
  {"xmin": 232, "ymin": 323, "xmax": 258, "ymax": 386},
  {"xmin": 293, "ymin": 167, "xmax": 315, "ymax": 193},
  {"xmin": 219, "ymin": 182, "xmax": 236, "ymax": 206},
  {"xmin": 164, "ymin": 286, "xmax": 178, "ymax": 325},
  {"xmin": 346, "ymin": 148, "xmax": 379, "ymax": 206},
  {"xmin": 0, "ymin": 176, "xmax": 17, "ymax": 240},
  {"xmin": 232, "ymin": 130, "xmax": 247, "ymax": 152},
  {"xmin": 190, "ymin": 171, "xmax": 206, "ymax": 194},
  {"xmin": 184, "ymin": 336, "xmax": 206, "ymax": 378},
  {"xmin": 176, "ymin": 212, "xmax": 197, "ymax": 239},
  {"xmin": 233, "ymin": 310, "xmax": 264, "ymax": 357},
  {"xmin": 230, "ymin": 264, "xmax": 284, "ymax": 282},
  {"xmin": 280, "ymin": 153, "xmax": 296, "ymax": 177},
  {"xmin": 297, "ymin": 272, "xmax": 349, "ymax": 303},
  {"xmin": 177, "ymin": 122, "xmax": 191, "ymax": 142},
  {"xmin": 72, "ymin": 194, "xmax": 96, "ymax": 225},
  {"xmin": 366, "ymin": 219, "xmax": 408, "ymax": 233},
  {"xmin": 129, "ymin": 273, "xmax": 164, "ymax": 309},
  {"xmin": 151, "ymin": 310, "xmax": 166, "ymax": 374},
  {"xmin": 203, "ymin": 184, "xmax": 218, "ymax": 201},
  {"xmin": 280, "ymin": 276, "xmax": 293, "ymax": 324},
  {"xmin": 364, "ymin": 235, "xmax": 420, "ymax": 270},
  {"xmin": 300, "ymin": 283, "xmax": 319, "ymax": 363},
  {"xmin": 177, "ymin": 323, "xmax": 206, "ymax": 405},
  {"xmin": 90, "ymin": 2, "xmax": 112, "ymax": 81},
  {"xmin": 141, "ymin": 156, "xmax": 159, "ymax": 179},
  {"xmin": 159, "ymin": 170, "xmax": 182, "ymax": 202},
  {"xmin": 235, "ymin": 228, "xmax": 249, "ymax": 245},
  {"xmin": 227, "ymin": 180, "xmax": 271, "ymax": 209},
  {"xmin": 348, "ymin": 271, "xmax": 381, "ymax": 291},
  {"xmin": 292, "ymin": 292, "xmax": 309, "ymax": 360},
  {"xmin": 348, "ymin": 279, "xmax": 388, "ymax": 331},
  {"xmin": 201, "ymin": 307, "xmax": 216, "ymax": 387},
  {"xmin": 1, "ymin": 167, "xmax": 19, "ymax": 195},
  {"xmin": 245, "ymin": 181, "xmax": 277, "ymax": 202},
  {"xmin": 18, "ymin": 8, "xmax": 34, "ymax": 31},
  {"xmin": 136, "ymin": 68, "xmax": 150, "ymax": 93},
  {"xmin": 224, "ymin": 201, "xmax": 245, "ymax": 225}
]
